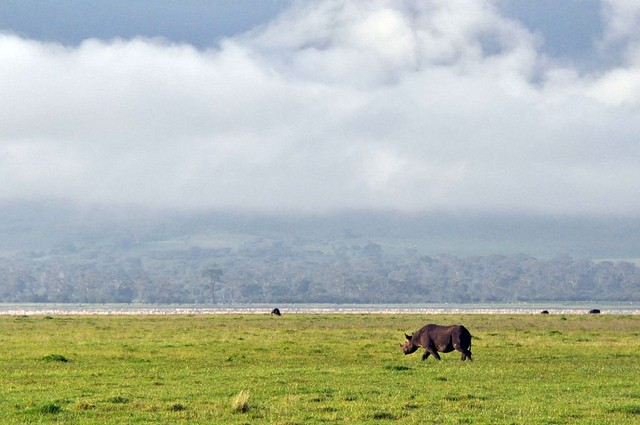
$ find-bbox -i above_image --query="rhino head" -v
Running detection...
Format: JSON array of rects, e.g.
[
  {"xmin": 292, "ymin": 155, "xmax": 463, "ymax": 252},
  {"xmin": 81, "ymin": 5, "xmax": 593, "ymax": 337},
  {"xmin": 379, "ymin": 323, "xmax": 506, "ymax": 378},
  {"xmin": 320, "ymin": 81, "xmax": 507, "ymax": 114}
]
[{"xmin": 401, "ymin": 333, "xmax": 419, "ymax": 355}]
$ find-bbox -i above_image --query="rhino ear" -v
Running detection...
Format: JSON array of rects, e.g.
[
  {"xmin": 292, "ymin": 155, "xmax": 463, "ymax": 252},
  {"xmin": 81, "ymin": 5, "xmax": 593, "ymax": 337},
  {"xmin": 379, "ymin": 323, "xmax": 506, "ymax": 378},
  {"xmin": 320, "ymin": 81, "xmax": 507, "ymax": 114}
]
[{"xmin": 405, "ymin": 333, "xmax": 412, "ymax": 340}]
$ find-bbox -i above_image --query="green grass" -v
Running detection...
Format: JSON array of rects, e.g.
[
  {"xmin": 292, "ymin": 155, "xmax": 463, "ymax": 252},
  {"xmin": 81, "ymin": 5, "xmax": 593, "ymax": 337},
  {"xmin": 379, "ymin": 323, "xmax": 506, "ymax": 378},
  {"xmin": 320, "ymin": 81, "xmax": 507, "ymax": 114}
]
[{"xmin": 0, "ymin": 313, "xmax": 639, "ymax": 424}]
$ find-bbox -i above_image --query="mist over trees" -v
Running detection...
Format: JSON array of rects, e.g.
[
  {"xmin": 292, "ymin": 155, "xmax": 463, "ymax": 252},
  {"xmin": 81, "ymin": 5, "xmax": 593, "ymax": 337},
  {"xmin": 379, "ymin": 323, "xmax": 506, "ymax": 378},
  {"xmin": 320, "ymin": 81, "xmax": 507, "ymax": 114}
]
[{"xmin": 0, "ymin": 202, "xmax": 639, "ymax": 303}]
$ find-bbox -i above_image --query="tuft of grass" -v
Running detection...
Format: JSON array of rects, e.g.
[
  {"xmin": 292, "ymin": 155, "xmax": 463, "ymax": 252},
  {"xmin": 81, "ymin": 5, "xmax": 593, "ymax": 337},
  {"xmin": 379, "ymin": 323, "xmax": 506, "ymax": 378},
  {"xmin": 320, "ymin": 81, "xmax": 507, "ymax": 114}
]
[
  {"xmin": 610, "ymin": 405, "xmax": 640, "ymax": 415},
  {"xmin": 231, "ymin": 390, "xmax": 250, "ymax": 413},
  {"xmin": 108, "ymin": 396, "xmax": 129, "ymax": 404},
  {"xmin": 39, "ymin": 403, "xmax": 62, "ymax": 414},
  {"xmin": 75, "ymin": 401, "xmax": 97, "ymax": 411},
  {"xmin": 372, "ymin": 411, "xmax": 396, "ymax": 420},
  {"xmin": 384, "ymin": 364, "xmax": 411, "ymax": 371},
  {"xmin": 168, "ymin": 403, "xmax": 186, "ymax": 412},
  {"xmin": 41, "ymin": 354, "xmax": 68, "ymax": 362}
]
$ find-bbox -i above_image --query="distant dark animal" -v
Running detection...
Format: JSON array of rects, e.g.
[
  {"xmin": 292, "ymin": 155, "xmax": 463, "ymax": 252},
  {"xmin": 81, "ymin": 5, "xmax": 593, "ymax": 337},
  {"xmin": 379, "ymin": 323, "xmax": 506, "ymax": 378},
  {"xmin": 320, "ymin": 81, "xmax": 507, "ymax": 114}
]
[
  {"xmin": 401, "ymin": 324, "xmax": 472, "ymax": 362},
  {"xmin": 541, "ymin": 310, "xmax": 549, "ymax": 314},
  {"xmin": 271, "ymin": 308, "xmax": 281, "ymax": 316},
  {"xmin": 588, "ymin": 309, "xmax": 601, "ymax": 314}
]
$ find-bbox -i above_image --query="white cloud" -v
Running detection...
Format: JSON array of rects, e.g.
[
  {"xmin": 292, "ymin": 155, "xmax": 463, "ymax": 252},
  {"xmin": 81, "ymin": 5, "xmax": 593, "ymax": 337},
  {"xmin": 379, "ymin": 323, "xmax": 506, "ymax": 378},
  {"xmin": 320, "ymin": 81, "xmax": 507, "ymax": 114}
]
[
  {"xmin": 601, "ymin": 0, "xmax": 640, "ymax": 46},
  {"xmin": 1, "ymin": 0, "xmax": 640, "ymax": 215},
  {"xmin": 587, "ymin": 67, "xmax": 640, "ymax": 105}
]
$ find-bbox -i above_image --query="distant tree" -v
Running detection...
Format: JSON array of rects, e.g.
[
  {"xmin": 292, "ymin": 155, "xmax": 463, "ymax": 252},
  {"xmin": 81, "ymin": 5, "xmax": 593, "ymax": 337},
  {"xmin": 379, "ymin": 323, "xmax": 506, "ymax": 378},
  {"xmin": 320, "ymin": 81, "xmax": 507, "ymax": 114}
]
[
  {"xmin": 201, "ymin": 267, "xmax": 223, "ymax": 304},
  {"xmin": 113, "ymin": 279, "xmax": 135, "ymax": 303},
  {"xmin": 239, "ymin": 282, "xmax": 263, "ymax": 302}
]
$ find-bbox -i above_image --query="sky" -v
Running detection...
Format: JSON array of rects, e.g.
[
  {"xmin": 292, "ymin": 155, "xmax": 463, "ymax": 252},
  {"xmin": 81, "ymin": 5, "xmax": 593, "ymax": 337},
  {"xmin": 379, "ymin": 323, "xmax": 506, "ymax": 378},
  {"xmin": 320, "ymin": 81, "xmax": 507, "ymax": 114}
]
[{"xmin": 1, "ymin": 0, "xmax": 640, "ymax": 216}]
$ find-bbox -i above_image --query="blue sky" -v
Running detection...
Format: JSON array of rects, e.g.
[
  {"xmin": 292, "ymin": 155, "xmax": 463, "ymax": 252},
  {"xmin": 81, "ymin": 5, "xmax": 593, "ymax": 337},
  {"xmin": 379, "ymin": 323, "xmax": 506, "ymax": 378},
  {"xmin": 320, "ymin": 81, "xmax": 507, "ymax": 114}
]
[
  {"xmin": 1, "ymin": 0, "xmax": 639, "ymax": 215},
  {"xmin": 501, "ymin": 0, "xmax": 603, "ymax": 64},
  {"xmin": 0, "ymin": 0, "xmax": 604, "ymax": 64},
  {"xmin": 0, "ymin": 0, "xmax": 603, "ymax": 65},
  {"xmin": 0, "ymin": 1, "xmax": 291, "ymax": 48}
]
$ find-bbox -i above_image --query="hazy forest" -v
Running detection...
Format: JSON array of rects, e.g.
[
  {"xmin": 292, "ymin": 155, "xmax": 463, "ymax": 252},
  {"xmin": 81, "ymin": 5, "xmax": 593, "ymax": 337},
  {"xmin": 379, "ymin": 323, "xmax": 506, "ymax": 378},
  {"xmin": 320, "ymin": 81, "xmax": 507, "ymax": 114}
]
[{"xmin": 1, "ymin": 201, "xmax": 639, "ymax": 304}]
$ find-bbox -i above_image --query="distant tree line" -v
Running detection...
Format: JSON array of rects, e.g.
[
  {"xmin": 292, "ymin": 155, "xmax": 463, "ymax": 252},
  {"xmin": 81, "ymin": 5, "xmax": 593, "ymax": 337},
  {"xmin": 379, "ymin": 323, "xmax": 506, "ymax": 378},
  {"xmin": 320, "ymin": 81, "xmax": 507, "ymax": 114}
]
[{"xmin": 0, "ymin": 238, "xmax": 638, "ymax": 303}]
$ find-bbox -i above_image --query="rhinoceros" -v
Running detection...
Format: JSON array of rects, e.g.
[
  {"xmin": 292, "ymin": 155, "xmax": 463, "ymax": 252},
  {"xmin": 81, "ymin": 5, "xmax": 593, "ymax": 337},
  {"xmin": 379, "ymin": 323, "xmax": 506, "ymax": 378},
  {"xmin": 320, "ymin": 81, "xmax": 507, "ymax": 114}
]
[{"xmin": 401, "ymin": 324, "xmax": 472, "ymax": 361}]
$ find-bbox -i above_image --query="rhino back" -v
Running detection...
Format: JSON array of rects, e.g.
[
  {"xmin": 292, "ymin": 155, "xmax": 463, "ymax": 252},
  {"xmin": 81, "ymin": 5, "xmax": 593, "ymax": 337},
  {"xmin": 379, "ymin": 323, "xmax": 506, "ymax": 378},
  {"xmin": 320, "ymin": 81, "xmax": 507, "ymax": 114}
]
[{"xmin": 418, "ymin": 324, "xmax": 470, "ymax": 348}]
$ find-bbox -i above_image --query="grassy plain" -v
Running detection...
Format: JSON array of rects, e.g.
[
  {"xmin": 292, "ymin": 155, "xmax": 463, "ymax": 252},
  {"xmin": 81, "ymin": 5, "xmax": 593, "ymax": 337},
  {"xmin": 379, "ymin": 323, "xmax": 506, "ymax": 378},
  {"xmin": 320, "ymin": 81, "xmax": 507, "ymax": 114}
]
[{"xmin": 0, "ymin": 313, "xmax": 639, "ymax": 424}]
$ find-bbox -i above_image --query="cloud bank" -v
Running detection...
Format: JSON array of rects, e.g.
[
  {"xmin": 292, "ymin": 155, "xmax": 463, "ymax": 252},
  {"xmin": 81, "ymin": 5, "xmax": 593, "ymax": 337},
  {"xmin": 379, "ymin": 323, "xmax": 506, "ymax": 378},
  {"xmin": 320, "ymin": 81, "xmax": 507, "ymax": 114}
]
[{"xmin": 1, "ymin": 0, "xmax": 640, "ymax": 215}]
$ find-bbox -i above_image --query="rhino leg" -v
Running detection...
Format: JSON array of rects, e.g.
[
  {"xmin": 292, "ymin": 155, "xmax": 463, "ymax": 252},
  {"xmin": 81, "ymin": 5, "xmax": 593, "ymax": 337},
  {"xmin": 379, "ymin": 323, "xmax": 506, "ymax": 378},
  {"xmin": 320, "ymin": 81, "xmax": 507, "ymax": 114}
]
[
  {"xmin": 465, "ymin": 349, "xmax": 473, "ymax": 361},
  {"xmin": 427, "ymin": 346, "xmax": 442, "ymax": 361},
  {"xmin": 421, "ymin": 350, "xmax": 430, "ymax": 361},
  {"xmin": 460, "ymin": 349, "xmax": 472, "ymax": 361}
]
